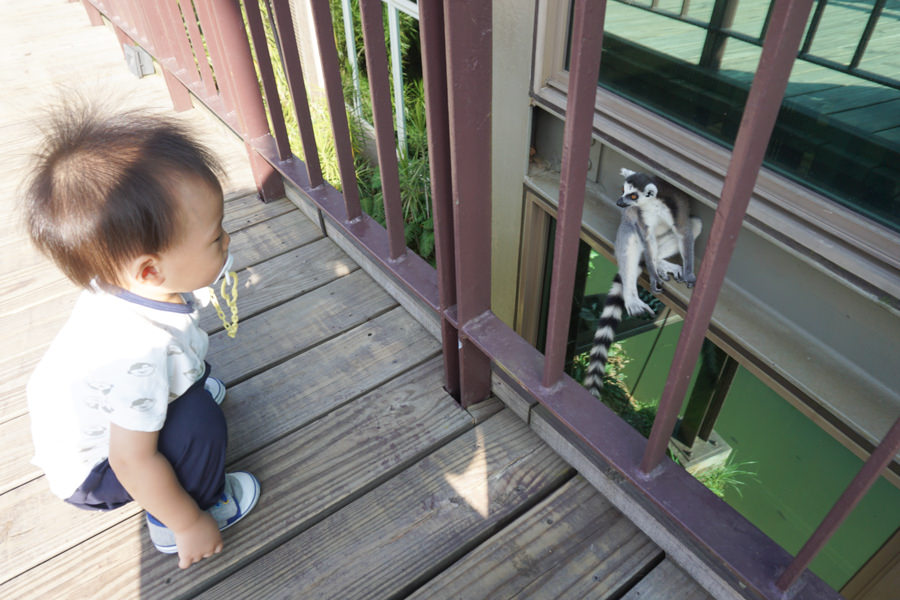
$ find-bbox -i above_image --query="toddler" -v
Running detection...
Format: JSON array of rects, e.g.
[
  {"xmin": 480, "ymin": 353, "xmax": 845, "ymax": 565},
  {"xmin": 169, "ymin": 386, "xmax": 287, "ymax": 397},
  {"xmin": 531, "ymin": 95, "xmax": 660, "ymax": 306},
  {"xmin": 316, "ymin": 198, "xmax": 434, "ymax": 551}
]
[{"xmin": 23, "ymin": 105, "xmax": 259, "ymax": 569}]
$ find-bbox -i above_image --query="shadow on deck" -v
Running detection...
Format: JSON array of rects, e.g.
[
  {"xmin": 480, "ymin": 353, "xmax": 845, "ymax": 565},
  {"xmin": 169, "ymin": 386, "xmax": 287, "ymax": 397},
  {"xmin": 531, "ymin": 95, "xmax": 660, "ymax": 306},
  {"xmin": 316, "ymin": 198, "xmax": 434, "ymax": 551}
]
[{"xmin": 0, "ymin": 1, "xmax": 713, "ymax": 598}]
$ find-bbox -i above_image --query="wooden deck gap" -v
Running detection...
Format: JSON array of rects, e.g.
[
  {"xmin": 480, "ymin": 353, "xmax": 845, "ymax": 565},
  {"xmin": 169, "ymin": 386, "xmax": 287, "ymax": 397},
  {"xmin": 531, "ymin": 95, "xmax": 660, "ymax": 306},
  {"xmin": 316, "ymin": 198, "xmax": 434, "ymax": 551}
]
[
  {"xmin": 395, "ymin": 469, "xmax": 579, "ymax": 600},
  {"xmin": 207, "ymin": 299, "xmax": 400, "ymax": 386},
  {"xmin": 607, "ymin": 550, "xmax": 668, "ymax": 600},
  {"xmin": 222, "ymin": 348, "xmax": 445, "ymax": 468}
]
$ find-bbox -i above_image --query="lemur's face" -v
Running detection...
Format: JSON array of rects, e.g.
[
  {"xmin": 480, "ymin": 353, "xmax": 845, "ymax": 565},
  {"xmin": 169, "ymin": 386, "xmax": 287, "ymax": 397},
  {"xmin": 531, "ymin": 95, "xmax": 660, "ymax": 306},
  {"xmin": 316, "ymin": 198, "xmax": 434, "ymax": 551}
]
[{"xmin": 617, "ymin": 180, "xmax": 658, "ymax": 208}]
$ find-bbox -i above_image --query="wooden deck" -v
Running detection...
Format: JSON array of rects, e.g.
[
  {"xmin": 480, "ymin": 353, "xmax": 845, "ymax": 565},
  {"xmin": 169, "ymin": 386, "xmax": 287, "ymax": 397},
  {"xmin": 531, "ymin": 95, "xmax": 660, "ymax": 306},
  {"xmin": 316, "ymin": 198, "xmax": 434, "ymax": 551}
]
[{"xmin": 0, "ymin": 2, "xmax": 715, "ymax": 598}]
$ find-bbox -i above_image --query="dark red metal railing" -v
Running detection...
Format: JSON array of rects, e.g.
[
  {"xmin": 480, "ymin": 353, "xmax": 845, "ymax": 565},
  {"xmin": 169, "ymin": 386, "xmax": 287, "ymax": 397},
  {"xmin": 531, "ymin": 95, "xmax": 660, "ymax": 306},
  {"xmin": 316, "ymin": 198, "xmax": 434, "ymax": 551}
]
[{"xmin": 79, "ymin": 1, "xmax": 898, "ymax": 597}]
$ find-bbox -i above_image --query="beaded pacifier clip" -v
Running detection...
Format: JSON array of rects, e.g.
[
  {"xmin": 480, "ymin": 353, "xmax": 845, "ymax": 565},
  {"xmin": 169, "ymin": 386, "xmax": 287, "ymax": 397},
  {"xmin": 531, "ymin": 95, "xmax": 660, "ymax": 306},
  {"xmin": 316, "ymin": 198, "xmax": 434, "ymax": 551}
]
[{"xmin": 209, "ymin": 253, "xmax": 239, "ymax": 338}]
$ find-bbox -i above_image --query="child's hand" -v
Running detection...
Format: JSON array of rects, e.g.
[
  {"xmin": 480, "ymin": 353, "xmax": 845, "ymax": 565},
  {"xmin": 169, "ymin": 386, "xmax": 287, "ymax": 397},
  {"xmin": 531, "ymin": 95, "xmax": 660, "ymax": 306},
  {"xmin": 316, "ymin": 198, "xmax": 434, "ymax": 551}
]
[{"xmin": 173, "ymin": 512, "xmax": 223, "ymax": 569}]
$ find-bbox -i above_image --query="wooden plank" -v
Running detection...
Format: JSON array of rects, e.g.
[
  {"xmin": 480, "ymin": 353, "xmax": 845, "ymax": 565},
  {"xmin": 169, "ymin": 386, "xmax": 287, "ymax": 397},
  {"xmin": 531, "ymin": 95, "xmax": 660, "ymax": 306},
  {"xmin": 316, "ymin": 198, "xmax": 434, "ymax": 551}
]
[
  {"xmin": 2, "ymin": 359, "xmax": 472, "ymax": 599},
  {"xmin": 0, "ymin": 414, "xmax": 39, "ymax": 495},
  {"xmin": 465, "ymin": 396, "xmax": 505, "ymax": 425},
  {"xmin": 220, "ymin": 307, "xmax": 442, "ymax": 463},
  {"xmin": 0, "ymin": 474, "xmax": 143, "ymax": 585},
  {"xmin": 195, "ymin": 410, "xmax": 574, "ymax": 600},
  {"xmin": 408, "ymin": 476, "xmax": 662, "ymax": 599},
  {"xmin": 198, "ymin": 237, "xmax": 357, "ymax": 333},
  {"xmin": 207, "ymin": 268, "xmax": 396, "ymax": 385},
  {"xmin": 222, "ymin": 194, "xmax": 297, "ymax": 233},
  {"xmin": 621, "ymin": 558, "xmax": 715, "ymax": 600},
  {"xmin": 227, "ymin": 209, "xmax": 322, "ymax": 271},
  {"xmin": 0, "ymin": 269, "xmax": 396, "ymax": 494},
  {"xmin": 0, "ymin": 261, "xmax": 77, "ymax": 319}
]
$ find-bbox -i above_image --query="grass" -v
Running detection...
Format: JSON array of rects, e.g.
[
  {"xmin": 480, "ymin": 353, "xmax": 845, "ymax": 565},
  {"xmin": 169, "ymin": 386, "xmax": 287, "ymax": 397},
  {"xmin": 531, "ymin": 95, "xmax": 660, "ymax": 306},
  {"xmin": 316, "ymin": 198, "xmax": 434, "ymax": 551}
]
[{"xmin": 696, "ymin": 456, "xmax": 758, "ymax": 499}]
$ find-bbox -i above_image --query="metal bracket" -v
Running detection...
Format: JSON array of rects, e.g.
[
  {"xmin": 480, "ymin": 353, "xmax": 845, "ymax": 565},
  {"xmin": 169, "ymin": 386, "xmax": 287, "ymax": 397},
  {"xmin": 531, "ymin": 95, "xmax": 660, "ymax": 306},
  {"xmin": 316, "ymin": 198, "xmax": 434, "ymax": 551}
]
[{"xmin": 122, "ymin": 43, "xmax": 154, "ymax": 78}]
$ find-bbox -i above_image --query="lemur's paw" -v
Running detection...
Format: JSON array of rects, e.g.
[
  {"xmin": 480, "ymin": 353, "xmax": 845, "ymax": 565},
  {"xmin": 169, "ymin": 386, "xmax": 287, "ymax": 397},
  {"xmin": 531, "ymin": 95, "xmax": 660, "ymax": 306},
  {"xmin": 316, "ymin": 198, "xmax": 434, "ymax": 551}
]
[
  {"xmin": 659, "ymin": 260, "xmax": 683, "ymax": 281},
  {"xmin": 625, "ymin": 298, "xmax": 655, "ymax": 319},
  {"xmin": 682, "ymin": 272, "xmax": 697, "ymax": 288}
]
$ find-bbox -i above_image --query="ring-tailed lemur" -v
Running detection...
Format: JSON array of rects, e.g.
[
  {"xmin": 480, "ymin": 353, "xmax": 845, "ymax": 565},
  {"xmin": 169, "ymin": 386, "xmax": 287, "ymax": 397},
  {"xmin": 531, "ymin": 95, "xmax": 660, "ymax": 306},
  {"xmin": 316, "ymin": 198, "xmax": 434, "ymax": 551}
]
[{"xmin": 583, "ymin": 168, "xmax": 702, "ymax": 397}]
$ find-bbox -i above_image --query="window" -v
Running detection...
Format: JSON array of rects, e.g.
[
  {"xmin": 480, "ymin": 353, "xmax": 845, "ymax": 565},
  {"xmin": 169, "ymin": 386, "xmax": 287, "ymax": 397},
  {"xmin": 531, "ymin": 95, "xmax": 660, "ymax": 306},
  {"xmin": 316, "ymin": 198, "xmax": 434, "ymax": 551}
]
[{"xmin": 581, "ymin": 0, "xmax": 900, "ymax": 232}]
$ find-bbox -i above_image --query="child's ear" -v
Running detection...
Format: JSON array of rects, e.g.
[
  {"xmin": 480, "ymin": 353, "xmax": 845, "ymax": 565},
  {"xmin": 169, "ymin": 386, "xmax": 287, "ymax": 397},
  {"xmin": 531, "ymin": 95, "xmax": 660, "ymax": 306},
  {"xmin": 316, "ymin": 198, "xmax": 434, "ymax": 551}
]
[{"xmin": 130, "ymin": 255, "xmax": 165, "ymax": 286}]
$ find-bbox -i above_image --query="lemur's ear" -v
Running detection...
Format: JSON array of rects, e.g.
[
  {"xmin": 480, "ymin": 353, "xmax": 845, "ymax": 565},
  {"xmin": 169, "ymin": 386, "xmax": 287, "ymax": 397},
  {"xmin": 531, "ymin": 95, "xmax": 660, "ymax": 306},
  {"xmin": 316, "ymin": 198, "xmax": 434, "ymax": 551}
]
[
  {"xmin": 620, "ymin": 168, "xmax": 635, "ymax": 178},
  {"xmin": 645, "ymin": 183, "xmax": 658, "ymax": 197}
]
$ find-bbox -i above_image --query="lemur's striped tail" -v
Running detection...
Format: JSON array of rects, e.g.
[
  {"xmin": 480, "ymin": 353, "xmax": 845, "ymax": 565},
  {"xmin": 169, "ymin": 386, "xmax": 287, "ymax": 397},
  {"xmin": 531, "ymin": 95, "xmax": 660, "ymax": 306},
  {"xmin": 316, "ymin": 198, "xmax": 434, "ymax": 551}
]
[{"xmin": 583, "ymin": 273, "xmax": 625, "ymax": 398}]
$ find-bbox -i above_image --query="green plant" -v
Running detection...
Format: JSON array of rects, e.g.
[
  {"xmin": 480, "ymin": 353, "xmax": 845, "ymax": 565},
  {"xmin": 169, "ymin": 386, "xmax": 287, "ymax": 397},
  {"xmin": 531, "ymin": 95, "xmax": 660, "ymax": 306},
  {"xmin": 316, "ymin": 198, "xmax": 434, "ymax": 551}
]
[
  {"xmin": 696, "ymin": 457, "xmax": 758, "ymax": 499},
  {"xmin": 572, "ymin": 343, "xmax": 658, "ymax": 437},
  {"xmin": 251, "ymin": 0, "xmax": 435, "ymax": 263}
]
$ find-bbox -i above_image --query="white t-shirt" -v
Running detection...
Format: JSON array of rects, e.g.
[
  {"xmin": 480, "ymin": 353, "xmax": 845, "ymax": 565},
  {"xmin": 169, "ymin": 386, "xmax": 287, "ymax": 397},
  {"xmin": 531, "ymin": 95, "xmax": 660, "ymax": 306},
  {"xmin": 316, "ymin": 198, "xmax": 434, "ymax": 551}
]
[{"xmin": 27, "ymin": 283, "xmax": 209, "ymax": 499}]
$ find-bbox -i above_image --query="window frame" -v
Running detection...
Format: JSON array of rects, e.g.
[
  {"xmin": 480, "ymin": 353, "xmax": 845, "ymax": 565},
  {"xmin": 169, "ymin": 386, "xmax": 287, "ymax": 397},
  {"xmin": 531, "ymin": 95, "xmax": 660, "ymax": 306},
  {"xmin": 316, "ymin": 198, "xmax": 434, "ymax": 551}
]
[{"xmin": 531, "ymin": 0, "xmax": 900, "ymax": 308}]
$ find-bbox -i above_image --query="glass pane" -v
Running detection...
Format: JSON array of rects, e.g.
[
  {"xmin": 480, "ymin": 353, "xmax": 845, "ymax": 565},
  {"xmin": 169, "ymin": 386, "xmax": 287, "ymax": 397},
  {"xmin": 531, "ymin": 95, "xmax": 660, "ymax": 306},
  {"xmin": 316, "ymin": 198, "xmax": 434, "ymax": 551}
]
[{"xmin": 591, "ymin": 0, "xmax": 900, "ymax": 232}]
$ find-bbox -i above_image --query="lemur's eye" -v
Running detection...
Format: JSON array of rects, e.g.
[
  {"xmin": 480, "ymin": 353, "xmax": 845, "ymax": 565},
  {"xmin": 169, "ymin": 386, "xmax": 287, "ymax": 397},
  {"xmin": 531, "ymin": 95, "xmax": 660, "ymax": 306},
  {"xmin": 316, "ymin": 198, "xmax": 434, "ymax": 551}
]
[{"xmin": 629, "ymin": 193, "xmax": 638, "ymax": 200}]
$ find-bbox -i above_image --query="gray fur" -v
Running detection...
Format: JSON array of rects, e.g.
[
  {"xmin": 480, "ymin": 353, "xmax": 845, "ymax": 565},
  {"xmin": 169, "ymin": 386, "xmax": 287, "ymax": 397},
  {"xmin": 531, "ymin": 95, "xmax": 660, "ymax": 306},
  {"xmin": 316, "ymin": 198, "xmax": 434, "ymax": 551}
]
[
  {"xmin": 615, "ymin": 167, "xmax": 701, "ymax": 317},
  {"xmin": 584, "ymin": 168, "xmax": 701, "ymax": 397}
]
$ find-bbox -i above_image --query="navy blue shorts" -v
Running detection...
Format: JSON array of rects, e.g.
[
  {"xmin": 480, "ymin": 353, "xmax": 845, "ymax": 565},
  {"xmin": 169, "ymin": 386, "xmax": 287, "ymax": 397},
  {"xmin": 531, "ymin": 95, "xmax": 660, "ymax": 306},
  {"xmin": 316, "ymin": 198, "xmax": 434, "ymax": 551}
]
[{"xmin": 65, "ymin": 363, "xmax": 228, "ymax": 513}]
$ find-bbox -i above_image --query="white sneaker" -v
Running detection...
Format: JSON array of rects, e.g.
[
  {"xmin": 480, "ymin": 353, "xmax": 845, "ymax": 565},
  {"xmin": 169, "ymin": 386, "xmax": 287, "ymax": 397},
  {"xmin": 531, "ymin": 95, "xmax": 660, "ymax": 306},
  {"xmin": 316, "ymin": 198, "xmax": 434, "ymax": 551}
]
[{"xmin": 146, "ymin": 471, "xmax": 261, "ymax": 554}]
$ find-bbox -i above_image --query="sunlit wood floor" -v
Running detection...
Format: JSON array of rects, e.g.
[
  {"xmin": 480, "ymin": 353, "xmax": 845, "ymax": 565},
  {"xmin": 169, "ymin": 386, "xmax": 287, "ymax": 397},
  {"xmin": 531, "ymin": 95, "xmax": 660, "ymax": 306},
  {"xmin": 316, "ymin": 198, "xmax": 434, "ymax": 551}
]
[{"xmin": 0, "ymin": 2, "xmax": 714, "ymax": 598}]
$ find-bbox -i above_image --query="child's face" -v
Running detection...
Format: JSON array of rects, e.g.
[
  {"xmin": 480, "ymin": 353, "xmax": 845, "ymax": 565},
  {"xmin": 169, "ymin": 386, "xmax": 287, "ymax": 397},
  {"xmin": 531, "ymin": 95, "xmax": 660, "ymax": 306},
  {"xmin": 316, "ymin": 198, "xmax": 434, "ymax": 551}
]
[{"xmin": 154, "ymin": 172, "xmax": 229, "ymax": 296}]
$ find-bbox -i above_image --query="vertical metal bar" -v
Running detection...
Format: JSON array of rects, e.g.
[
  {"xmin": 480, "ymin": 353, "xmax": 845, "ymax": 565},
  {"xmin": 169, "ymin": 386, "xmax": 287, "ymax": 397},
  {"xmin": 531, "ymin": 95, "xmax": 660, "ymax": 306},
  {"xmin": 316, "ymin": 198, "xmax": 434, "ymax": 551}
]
[
  {"xmin": 158, "ymin": 0, "xmax": 198, "ymax": 82},
  {"xmin": 388, "ymin": 6, "xmax": 408, "ymax": 157},
  {"xmin": 801, "ymin": 0, "xmax": 828, "ymax": 55},
  {"xmin": 697, "ymin": 355, "xmax": 737, "ymax": 441},
  {"xmin": 118, "ymin": 0, "xmax": 136, "ymax": 34},
  {"xmin": 309, "ymin": 0, "xmax": 362, "ymax": 221},
  {"xmin": 203, "ymin": 0, "xmax": 284, "ymax": 201},
  {"xmin": 850, "ymin": 0, "xmax": 886, "ymax": 69},
  {"xmin": 195, "ymin": 0, "xmax": 239, "ymax": 111},
  {"xmin": 640, "ymin": 0, "xmax": 815, "ymax": 475},
  {"xmin": 759, "ymin": 0, "xmax": 777, "ymax": 44},
  {"xmin": 81, "ymin": 0, "xmax": 104, "ymax": 26},
  {"xmin": 680, "ymin": 0, "xmax": 691, "ymax": 19},
  {"xmin": 131, "ymin": 1, "xmax": 156, "ymax": 52},
  {"xmin": 181, "ymin": 0, "xmax": 218, "ymax": 98},
  {"xmin": 341, "ymin": 0, "xmax": 364, "ymax": 116},
  {"xmin": 444, "ymin": 0, "xmax": 492, "ymax": 407},
  {"xmin": 777, "ymin": 416, "xmax": 900, "ymax": 590},
  {"xmin": 269, "ymin": 0, "xmax": 324, "ymax": 188},
  {"xmin": 142, "ymin": 2, "xmax": 172, "ymax": 64},
  {"xmin": 419, "ymin": 0, "xmax": 459, "ymax": 399},
  {"xmin": 359, "ymin": 0, "xmax": 406, "ymax": 260},
  {"xmin": 541, "ymin": 0, "xmax": 607, "ymax": 388},
  {"xmin": 676, "ymin": 341, "xmax": 737, "ymax": 447},
  {"xmin": 699, "ymin": 0, "xmax": 739, "ymax": 69},
  {"xmin": 143, "ymin": 2, "xmax": 193, "ymax": 112},
  {"xmin": 244, "ymin": 0, "xmax": 292, "ymax": 161}
]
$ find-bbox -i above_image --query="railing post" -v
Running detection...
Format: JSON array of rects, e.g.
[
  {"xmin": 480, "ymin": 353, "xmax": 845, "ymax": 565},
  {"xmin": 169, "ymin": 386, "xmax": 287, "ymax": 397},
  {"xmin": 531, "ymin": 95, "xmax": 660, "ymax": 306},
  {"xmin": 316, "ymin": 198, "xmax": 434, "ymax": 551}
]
[
  {"xmin": 443, "ymin": 0, "xmax": 491, "ymax": 407},
  {"xmin": 542, "ymin": 0, "xmax": 607, "ymax": 389},
  {"xmin": 309, "ymin": 0, "xmax": 363, "ymax": 221},
  {"xmin": 81, "ymin": 0, "xmax": 104, "ymax": 26},
  {"xmin": 640, "ymin": 0, "xmax": 815, "ymax": 475},
  {"xmin": 244, "ymin": 0, "xmax": 292, "ymax": 161},
  {"xmin": 202, "ymin": 0, "xmax": 284, "ymax": 201},
  {"xmin": 270, "ymin": 0, "xmax": 324, "ymax": 188},
  {"xmin": 359, "ymin": 0, "xmax": 406, "ymax": 260},
  {"xmin": 419, "ymin": 0, "xmax": 459, "ymax": 399}
]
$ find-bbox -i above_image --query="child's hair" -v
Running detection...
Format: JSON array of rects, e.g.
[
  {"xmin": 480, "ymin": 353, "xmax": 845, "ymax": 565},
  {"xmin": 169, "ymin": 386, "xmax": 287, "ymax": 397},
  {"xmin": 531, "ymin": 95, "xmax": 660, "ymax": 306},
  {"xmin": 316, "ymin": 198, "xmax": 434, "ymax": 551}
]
[{"xmin": 24, "ymin": 103, "xmax": 225, "ymax": 288}]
